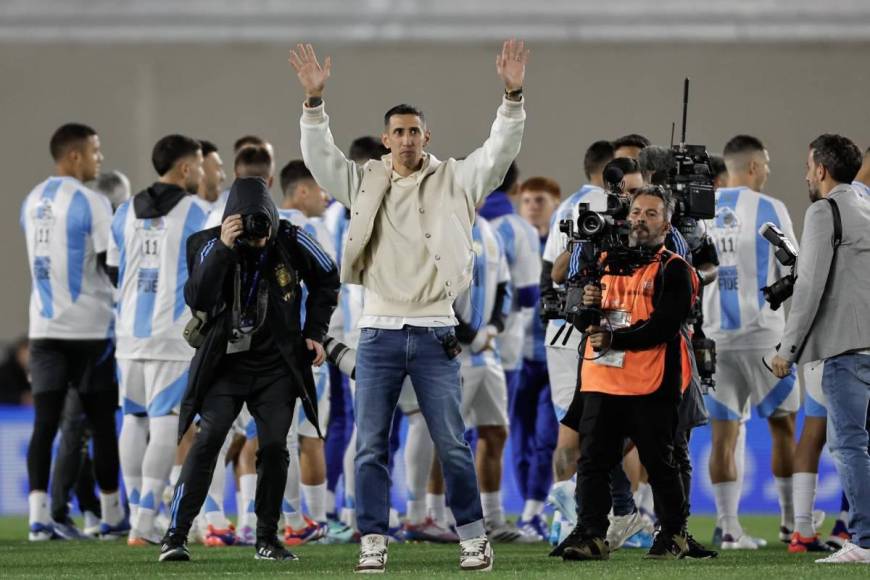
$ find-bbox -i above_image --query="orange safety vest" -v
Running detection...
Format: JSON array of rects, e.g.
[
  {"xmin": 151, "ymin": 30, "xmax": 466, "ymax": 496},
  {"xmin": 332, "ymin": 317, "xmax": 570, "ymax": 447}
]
[{"xmin": 581, "ymin": 247, "xmax": 698, "ymax": 396}]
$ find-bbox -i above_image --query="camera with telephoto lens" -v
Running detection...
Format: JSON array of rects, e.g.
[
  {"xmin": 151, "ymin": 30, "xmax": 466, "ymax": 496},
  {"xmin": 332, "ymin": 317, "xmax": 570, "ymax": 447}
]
[
  {"xmin": 323, "ymin": 336, "xmax": 356, "ymax": 379},
  {"xmin": 759, "ymin": 222, "xmax": 797, "ymax": 311},
  {"xmin": 241, "ymin": 212, "xmax": 272, "ymax": 240}
]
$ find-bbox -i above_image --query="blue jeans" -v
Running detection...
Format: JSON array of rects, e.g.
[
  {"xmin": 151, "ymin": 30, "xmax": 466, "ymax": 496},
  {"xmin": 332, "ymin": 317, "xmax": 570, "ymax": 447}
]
[
  {"xmin": 354, "ymin": 326, "xmax": 485, "ymax": 540},
  {"xmin": 822, "ymin": 353, "xmax": 870, "ymax": 548}
]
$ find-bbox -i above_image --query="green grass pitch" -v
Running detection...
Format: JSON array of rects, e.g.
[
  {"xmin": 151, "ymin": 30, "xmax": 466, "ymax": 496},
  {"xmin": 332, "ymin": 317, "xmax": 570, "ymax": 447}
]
[{"xmin": 0, "ymin": 515, "xmax": 866, "ymax": 578}]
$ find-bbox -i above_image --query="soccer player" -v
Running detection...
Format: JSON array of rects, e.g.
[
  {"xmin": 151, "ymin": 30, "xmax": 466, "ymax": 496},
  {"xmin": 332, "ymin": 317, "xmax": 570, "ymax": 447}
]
[
  {"xmin": 702, "ymin": 134, "xmax": 800, "ymax": 549},
  {"xmin": 277, "ymin": 159, "xmax": 342, "ymax": 544},
  {"xmin": 22, "ymin": 123, "xmax": 124, "ymax": 540},
  {"xmin": 612, "ymin": 134, "xmax": 651, "ymax": 160},
  {"xmin": 197, "ymin": 140, "xmax": 226, "ymax": 212},
  {"xmin": 110, "ymin": 135, "xmax": 207, "ymax": 545},
  {"xmin": 542, "ymin": 140, "xmax": 612, "ymax": 520},
  {"xmin": 479, "ymin": 164, "xmax": 546, "ymax": 539}
]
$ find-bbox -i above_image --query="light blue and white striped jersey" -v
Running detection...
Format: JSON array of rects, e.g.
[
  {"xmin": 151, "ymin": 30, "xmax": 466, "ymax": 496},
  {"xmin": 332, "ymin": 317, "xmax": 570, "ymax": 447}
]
[
  {"xmin": 542, "ymin": 184, "xmax": 607, "ymax": 351},
  {"xmin": 490, "ymin": 214, "xmax": 541, "ymax": 371},
  {"xmin": 701, "ymin": 187, "xmax": 797, "ymax": 350},
  {"xmin": 322, "ymin": 202, "xmax": 365, "ymax": 348},
  {"xmin": 107, "ymin": 196, "xmax": 208, "ymax": 360},
  {"xmin": 21, "ymin": 177, "xmax": 114, "ymax": 339},
  {"xmin": 455, "ymin": 217, "xmax": 510, "ymax": 368},
  {"xmin": 852, "ymin": 179, "xmax": 869, "ymax": 199},
  {"xmin": 523, "ymin": 235, "xmax": 549, "ymax": 362}
]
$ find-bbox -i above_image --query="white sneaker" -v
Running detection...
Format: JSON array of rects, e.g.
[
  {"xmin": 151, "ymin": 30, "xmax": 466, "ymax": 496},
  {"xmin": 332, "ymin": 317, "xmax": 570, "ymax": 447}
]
[
  {"xmin": 815, "ymin": 542, "xmax": 870, "ymax": 564},
  {"xmin": 606, "ymin": 510, "xmax": 646, "ymax": 551},
  {"xmin": 721, "ymin": 533, "xmax": 759, "ymax": 550},
  {"xmin": 83, "ymin": 511, "xmax": 101, "ymax": 538},
  {"xmin": 459, "ymin": 535, "xmax": 493, "ymax": 571},
  {"xmin": 355, "ymin": 534, "xmax": 388, "ymax": 573},
  {"xmin": 485, "ymin": 521, "xmax": 522, "ymax": 543}
]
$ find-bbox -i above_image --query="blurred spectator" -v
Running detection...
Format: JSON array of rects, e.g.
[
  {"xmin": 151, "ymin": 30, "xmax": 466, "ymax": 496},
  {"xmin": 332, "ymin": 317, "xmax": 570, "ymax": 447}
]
[
  {"xmin": 90, "ymin": 170, "xmax": 131, "ymax": 210},
  {"xmin": 0, "ymin": 337, "xmax": 31, "ymax": 405}
]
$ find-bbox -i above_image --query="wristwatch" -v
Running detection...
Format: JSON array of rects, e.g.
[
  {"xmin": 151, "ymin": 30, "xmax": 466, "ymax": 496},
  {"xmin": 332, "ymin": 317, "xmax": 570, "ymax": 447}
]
[{"xmin": 505, "ymin": 87, "xmax": 523, "ymax": 101}]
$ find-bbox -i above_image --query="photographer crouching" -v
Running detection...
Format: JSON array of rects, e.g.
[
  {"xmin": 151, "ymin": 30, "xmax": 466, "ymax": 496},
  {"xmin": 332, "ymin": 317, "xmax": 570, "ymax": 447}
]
[
  {"xmin": 159, "ymin": 177, "xmax": 339, "ymax": 562},
  {"xmin": 769, "ymin": 135, "xmax": 870, "ymax": 564},
  {"xmin": 557, "ymin": 186, "xmax": 698, "ymax": 561}
]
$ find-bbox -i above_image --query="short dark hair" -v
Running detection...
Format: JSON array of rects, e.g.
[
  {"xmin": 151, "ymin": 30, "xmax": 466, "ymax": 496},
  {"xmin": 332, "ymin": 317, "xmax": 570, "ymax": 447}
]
[
  {"xmin": 50, "ymin": 123, "xmax": 97, "ymax": 161},
  {"xmin": 710, "ymin": 154, "xmax": 727, "ymax": 178},
  {"xmin": 200, "ymin": 139, "xmax": 218, "ymax": 157},
  {"xmin": 583, "ymin": 140, "xmax": 615, "ymax": 180},
  {"xmin": 151, "ymin": 134, "xmax": 201, "ymax": 176},
  {"xmin": 233, "ymin": 135, "xmax": 266, "ymax": 154},
  {"xmin": 632, "ymin": 185, "xmax": 675, "ymax": 220},
  {"xmin": 234, "ymin": 145, "xmax": 273, "ymax": 179},
  {"xmin": 384, "ymin": 104, "xmax": 425, "ymax": 127},
  {"xmin": 612, "ymin": 134, "xmax": 651, "ymax": 152},
  {"xmin": 519, "ymin": 176, "xmax": 561, "ymax": 200},
  {"xmin": 348, "ymin": 136, "xmax": 389, "ymax": 163},
  {"xmin": 497, "ymin": 162, "xmax": 519, "ymax": 193},
  {"xmin": 603, "ymin": 157, "xmax": 640, "ymax": 178},
  {"xmin": 723, "ymin": 134, "xmax": 765, "ymax": 157},
  {"xmin": 280, "ymin": 159, "xmax": 316, "ymax": 196},
  {"xmin": 809, "ymin": 134, "xmax": 862, "ymax": 184}
]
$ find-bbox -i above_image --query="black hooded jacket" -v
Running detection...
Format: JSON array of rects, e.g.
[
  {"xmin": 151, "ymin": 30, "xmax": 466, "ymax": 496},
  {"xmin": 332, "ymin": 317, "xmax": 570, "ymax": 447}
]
[
  {"xmin": 178, "ymin": 177, "xmax": 339, "ymax": 440},
  {"xmin": 134, "ymin": 182, "xmax": 189, "ymax": 219}
]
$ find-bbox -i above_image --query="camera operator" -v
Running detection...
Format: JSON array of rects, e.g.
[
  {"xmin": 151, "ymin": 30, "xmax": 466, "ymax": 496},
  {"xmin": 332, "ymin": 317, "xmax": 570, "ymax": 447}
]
[
  {"xmin": 558, "ymin": 186, "xmax": 697, "ymax": 561},
  {"xmin": 770, "ymin": 134, "xmax": 870, "ymax": 564},
  {"xmin": 159, "ymin": 176, "xmax": 339, "ymax": 563}
]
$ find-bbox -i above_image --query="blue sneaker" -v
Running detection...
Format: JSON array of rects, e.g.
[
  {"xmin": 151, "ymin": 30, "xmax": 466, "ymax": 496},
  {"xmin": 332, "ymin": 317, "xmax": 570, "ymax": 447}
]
[
  {"xmin": 323, "ymin": 519, "xmax": 355, "ymax": 544},
  {"xmin": 52, "ymin": 519, "xmax": 92, "ymax": 541},
  {"xmin": 29, "ymin": 522, "xmax": 58, "ymax": 542},
  {"xmin": 517, "ymin": 515, "xmax": 548, "ymax": 542},
  {"xmin": 99, "ymin": 519, "xmax": 131, "ymax": 540},
  {"xmin": 623, "ymin": 529, "xmax": 654, "ymax": 549}
]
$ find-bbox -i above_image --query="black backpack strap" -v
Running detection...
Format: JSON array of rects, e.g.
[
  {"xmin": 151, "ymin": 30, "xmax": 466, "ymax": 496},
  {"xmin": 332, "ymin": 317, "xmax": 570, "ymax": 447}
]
[{"xmin": 825, "ymin": 197, "xmax": 843, "ymax": 247}]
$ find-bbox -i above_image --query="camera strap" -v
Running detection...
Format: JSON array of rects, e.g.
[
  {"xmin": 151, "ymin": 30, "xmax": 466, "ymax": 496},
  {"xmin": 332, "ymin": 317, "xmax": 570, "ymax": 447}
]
[{"xmin": 825, "ymin": 197, "xmax": 842, "ymax": 248}]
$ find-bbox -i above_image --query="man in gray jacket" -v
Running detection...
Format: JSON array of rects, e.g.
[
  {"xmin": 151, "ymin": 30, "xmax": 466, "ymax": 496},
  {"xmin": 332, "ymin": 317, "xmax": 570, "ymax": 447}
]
[
  {"xmin": 771, "ymin": 134, "xmax": 870, "ymax": 564},
  {"xmin": 290, "ymin": 40, "xmax": 527, "ymax": 572}
]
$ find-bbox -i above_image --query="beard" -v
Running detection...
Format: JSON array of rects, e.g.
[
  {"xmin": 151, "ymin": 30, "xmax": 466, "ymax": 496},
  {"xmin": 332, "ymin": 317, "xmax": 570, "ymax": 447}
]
[{"xmin": 807, "ymin": 182, "xmax": 822, "ymax": 202}]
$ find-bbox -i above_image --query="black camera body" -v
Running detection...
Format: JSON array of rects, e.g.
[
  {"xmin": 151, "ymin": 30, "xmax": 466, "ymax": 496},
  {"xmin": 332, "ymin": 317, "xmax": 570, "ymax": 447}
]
[
  {"xmin": 241, "ymin": 212, "xmax": 272, "ymax": 240},
  {"xmin": 759, "ymin": 222, "xmax": 798, "ymax": 311}
]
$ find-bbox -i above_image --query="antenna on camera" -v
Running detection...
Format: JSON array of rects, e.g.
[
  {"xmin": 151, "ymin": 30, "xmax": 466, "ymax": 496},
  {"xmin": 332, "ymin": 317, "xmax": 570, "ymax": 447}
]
[
  {"xmin": 680, "ymin": 77, "xmax": 690, "ymax": 148},
  {"xmin": 670, "ymin": 122, "xmax": 675, "ymax": 148}
]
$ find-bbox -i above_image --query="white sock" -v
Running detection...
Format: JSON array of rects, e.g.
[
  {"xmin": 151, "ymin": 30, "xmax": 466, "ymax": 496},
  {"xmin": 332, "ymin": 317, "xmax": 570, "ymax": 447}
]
[
  {"xmin": 169, "ymin": 465, "xmax": 182, "ymax": 487},
  {"xmin": 635, "ymin": 482, "xmax": 654, "ymax": 516},
  {"xmin": 235, "ymin": 492, "xmax": 243, "ymax": 517},
  {"xmin": 406, "ymin": 499, "xmax": 427, "ymax": 525},
  {"xmin": 521, "ymin": 500, "xmax": 545, "ymax": 522},
  {"xmin": 839, "ymin": 510, "xmax": 849, "ymax": 523},
  {"xmin": 793, "ymin": 472, "xmax": 818, "ymax": 537},
  {"xmin": 775, "ymin": 476, "xmax": 795, "ymax": 530},
  {"xmin": 140, "ymin": 415, "xmax": 176, "ymax": 529},
  {"xmin": 302, "ymin": 482, "xmax": 327, "ymax": 523},
  {"xmin": 403, "ymin": 413, "xmax": 434, "ymax": 521},
  {"xmin": 389, "ymin": 508, "xmax": 400, "ymax": 530},
  {"xmin": 137, "ymin": 476, "xmax": 166, "ymax": 535},
  {"xmin": 284, "ymin": 434, "xmax": 305, "ymax": 529},
  {"xmin": 29, "ymin": 491, "xmax": 49, "ymax": 524},
  {"xmin": 326, "ymin": 489, "xmax": 336, "ymax": 517},
  {"xmin": 713, "ymin": 481, "xmax": 743, "ymax": 538},
  {"xmin": 238, "ymin": 474, "xmax": 257, "ymax": 530},
  {"xmin": 119, "ymin": 414, "xmax": 148, "ymax": 521},
  {"xmin": 204, "ymin": 435, "xmax": 231, "ymax": 528},
  {"xmin": 481, "ymin": 491, "xmax": 504, "ymax": 527},
  {"xmin": 100, "ymin": 491, "xmax": 124, "ymax": 527},
  {"xmin": 427, "ymin": 493, "xmax": 447, "ymax": 526}
]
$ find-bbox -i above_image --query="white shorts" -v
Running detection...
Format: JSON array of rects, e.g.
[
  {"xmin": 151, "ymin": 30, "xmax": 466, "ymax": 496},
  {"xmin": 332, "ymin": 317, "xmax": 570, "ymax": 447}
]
[
  {"xmin": 397, "ymin": 364, "xmax": 508, "ymax": 428},
  {"xmin": 232, "ymin": 403, "xmax": 253, "ymax": 439},
  {"xmin": 705, "ymin": 349, "xmax": 800, "ymax": 421},
  {"xmin": 460, "ymin": 364, "xmax": 509, "ymax": 428},
  {"xmin": 117, "ymin": 358, "xmax": 189, "ymax": 417},
  {"xmin": 296, "ymin": 365, "xmax": 331, "ymax": 438},
  {"xmin": 546, "ymin": 347, "xmax": 580, "ymax": 422},
  {"xmin": 802, "ymin": 360, "xmax": 826, "ymax": 418}
]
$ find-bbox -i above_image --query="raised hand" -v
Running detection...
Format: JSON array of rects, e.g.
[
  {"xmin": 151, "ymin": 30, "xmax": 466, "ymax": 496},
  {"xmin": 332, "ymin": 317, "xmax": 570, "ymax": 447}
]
[
  {"xmin": 288, "ymin": 43, "xmax": 332, "ymax": 98},
  {"xmin": 496, "ymin": 39, "xmax": 529, "ymax": 91}
]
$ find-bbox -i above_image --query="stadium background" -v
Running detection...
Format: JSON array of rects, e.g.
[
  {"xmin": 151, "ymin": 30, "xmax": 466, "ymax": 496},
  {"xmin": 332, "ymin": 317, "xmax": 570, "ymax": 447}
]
[{"xmin": 0, "ymin": 0, "xmax": 867, "ymax": 516}]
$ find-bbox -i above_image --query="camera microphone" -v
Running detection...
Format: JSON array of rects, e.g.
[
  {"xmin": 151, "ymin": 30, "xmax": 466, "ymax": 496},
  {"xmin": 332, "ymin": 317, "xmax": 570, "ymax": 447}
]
[{"xmin": 603, "ymin": 166, "xmax": 624, "ymax": 191}]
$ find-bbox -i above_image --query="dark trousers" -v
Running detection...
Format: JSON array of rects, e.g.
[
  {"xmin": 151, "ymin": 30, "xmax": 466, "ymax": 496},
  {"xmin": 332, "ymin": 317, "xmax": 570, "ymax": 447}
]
[
  {"xmin": 510, "ymin": 360, "xmax": 558, "ymax": 503},
  {"xmin": 325, "ymin": 364, "xmax": 353, "ymax": 499},
  {"xmin": 168, "ymin": 371, "xmax": 296, "ymax": 542},
  {"xmin": 27, "ymin": 339, "xmax": 119, "ymax": 494},
  {"xmin": 577, "ymin": 390, "xmax": 687, "ymax": 538},
  {"xmin": 50, "ymin": 389, "xmax": 101, "ymax": 521}
]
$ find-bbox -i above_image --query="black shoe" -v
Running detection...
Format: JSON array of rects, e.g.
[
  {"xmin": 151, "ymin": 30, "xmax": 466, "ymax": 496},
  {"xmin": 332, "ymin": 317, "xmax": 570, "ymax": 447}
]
[
  {"xmin": 255, "ymin": 538, "xmax": 298, "ymax": 561},
  {"xmin": 549, "ymin": 524, "xmax": 582, "ymax": 557},
  {"xmin": 644, "ymin": 531, "xmax": 688, "ymax": 560},
  {"xmin": 563, "ymin": 536, "xmax": 610, "ymax": 561},
  {"xmin": 158, "ymin": 535, "xmax": 190, "ymax": 562},
  {"xmin": 685, "ymin": 534, "xmax": 718, "ymax": 559}
]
